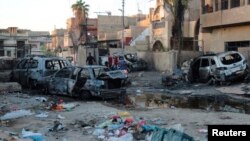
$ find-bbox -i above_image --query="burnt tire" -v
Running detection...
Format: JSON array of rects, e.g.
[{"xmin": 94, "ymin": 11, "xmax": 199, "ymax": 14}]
[{"xmin": 80, "ymin": 90, "xmax": 91, "ymax": 100}]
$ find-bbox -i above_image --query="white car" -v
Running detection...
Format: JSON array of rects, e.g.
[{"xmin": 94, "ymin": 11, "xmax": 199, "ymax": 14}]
[{"xmin": 188, "ymin": 51, "xmax": 248, "ymax": 82}]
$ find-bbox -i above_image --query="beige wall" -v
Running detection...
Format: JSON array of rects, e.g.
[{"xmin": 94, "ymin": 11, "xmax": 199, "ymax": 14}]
[
  {"xmin": 203, "ymin": 25, "xmax": 250, "ymax": 53},
  {"xmin": 201, "ymin": 2, "xmax": 250, "ymax": 28},
  {"xmin": 137, "ymin": 51, "xmax": 177, "ymax": 72},
  {"xmin": 97, "ymin": 15, "xmax": 137, "ymax": 41}
]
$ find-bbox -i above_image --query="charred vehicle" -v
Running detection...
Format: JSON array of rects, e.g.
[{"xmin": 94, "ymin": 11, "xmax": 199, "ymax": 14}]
[
  {"xmin": 41, "ymin": 65, "xmax": 127, "ymax": 99},
  {"xmin": 188, "ymin": 51, "xmax": 248, "ymax": 83},
  {"xmin": 10, "ymin": 56, "xmax": 72, "ymax": 87},
  {"xmin": 113, "ymin": 52, "xmax": 147, "ymax": 72}
]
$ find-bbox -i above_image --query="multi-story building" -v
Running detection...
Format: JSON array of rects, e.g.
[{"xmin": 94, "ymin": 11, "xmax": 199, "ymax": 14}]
[
  {"xmin": 149, "ymin": 0, "xmax": 201, "ymax": 52},
  {"xmin": 28, "ymin": 31, "xmax": 50, "ymax": 55},
  {"xmin": 0, "ymin": 27, "xmax": 50, "ymax": 58},
  {"xmin": 97, "ymin": 15, "xmax": 137, "ymax": 41},
  {"xmin": 50, "ymin": 28, "xmax": 66, "ymax": 51},
  {"xmin": 201, "ymin": 0, "xmax": 250, "ymax": 55}
]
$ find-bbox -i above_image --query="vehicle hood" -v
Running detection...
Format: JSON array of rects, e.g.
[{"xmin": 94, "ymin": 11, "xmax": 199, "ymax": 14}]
[{"xmin": 104, "ymin": 70, "xmax": 127, "ymax": 79}]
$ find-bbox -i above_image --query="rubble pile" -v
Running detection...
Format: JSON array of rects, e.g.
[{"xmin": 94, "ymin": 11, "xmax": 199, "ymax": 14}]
[{"xmin": 91, "ymin": 111, "xmax": 194, "ymax": 141}]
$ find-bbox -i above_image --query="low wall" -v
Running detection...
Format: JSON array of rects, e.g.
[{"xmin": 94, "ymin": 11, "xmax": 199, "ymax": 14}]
[
  {"xmin": 179, "ymin": 51, "xmax": 203, "ymax": 64},
  {"xmin": 137, "ymin": 51, "xmax": 178, "ymax": 73}
]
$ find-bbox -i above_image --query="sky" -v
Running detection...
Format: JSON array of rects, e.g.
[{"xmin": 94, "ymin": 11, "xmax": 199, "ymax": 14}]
[{"xmin": 0, "ymin": 0, "xmax": 155, "ymax": 31}]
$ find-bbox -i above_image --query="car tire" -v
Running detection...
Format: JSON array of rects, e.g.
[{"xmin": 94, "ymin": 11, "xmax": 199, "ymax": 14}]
[{"xmin": 80, "ymin": 90, "xmax": 91, "ymax": 100}]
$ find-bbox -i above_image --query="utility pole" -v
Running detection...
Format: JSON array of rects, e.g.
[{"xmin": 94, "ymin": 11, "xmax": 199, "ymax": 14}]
[{"xmin": 122, "ymin": 0, "xmax": 125, "ymax": 51}]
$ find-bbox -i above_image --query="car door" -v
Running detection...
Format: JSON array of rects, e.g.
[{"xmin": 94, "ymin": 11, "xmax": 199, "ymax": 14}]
[
  {"xmin": 85, "ymin": 68, "xmax": 104, "ymax": 96},
  {"xmin": 48, "ymin": 67, "xmax": 73, "ymax": 95},
  {"xmin": 199, "ymin": 58, "xmax": 210, "ymax": 81},
  {"xmin": 12, "ymin": 59, "xmax": 26, "ymax": 82}
]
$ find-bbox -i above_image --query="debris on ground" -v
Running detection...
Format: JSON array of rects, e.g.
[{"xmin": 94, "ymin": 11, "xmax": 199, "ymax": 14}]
[
  {"xmin": 91, "ymin": 111, "xmax": 194, "ymax": 141},
  {"xmin": 0, "ymin": 109, "xmax": 33, "ymax": 120},
  {"xmin": 22, "ymin": 128, "xmax": 45, "ymax": 141}
]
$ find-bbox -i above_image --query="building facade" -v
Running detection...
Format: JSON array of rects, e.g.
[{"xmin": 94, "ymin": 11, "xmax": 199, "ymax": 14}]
[
  {"xmin": 201, "ymin": 0, "xmax": 250, "ymax": 55},
  {"xmin": 149, "ymin": 0, "xmax": 201, "ymax": 52},
  {"xmin": 0, "ymin": 27, "xmax": 50, "ymax": 58}
]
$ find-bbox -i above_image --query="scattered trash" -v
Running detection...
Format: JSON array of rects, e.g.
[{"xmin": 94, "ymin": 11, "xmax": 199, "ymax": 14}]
[
  {"xmin": 35, "ymin": 97, "xmax": 47, "ymax": 102},
  {"xmin": 61, "ymin": 103, "xmax": 78, "ymax": 110},
  {"xmin": 35, "ymin": 112, "xmax": 48, "ymax": 118},
  {"xmin": 198, "ymin": 129, "xmax": 208, "ymax": 133},
  {"xmin": 92, "ymin": 112, "xmax": 194, "ymax": 141},
  {"xmin": 0, "ymin": 110, "xmax": 33, "ymax": 120},
  {"xmin": 22, "ymin": 128, "xmax": 45, "ymax": 141},
  {"xmin": 49, "ymin": 120, "xmax": 65, "ymax": 132},
  {"xmin": 136, "ymin": 89, "xmax": 142, "ymax": 93},
  {"xmin": 57, "ymin": 114, "xmax": 65, "ymax": 119},
  {"xmin": 219, "ymin": 116, "xmax": 232, "ymax": 120}
]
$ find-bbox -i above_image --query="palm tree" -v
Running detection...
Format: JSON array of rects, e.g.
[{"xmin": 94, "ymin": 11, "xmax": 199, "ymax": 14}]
[
  {"xmin": 71, "ymin": 0, "xmax": 89, "ymax": 28},
  {"xmin": 70, "ymin": 0, "xmax": 89, "ymax": 63},
  {"xmin": 164, "ymin": 0, "xmax": 190, "ymax": 66}
]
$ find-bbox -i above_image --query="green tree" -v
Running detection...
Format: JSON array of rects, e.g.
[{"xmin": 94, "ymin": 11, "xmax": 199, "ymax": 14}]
[{"xmin": 164, "ymin": 0, "xmax": 190, "ymax": 66}]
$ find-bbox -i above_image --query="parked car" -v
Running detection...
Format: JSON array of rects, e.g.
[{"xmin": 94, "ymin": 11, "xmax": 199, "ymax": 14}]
[
  {"xmin": 41, "ymin": 65, "xmax": 127, "ymax": 99},
  {"xmin": 187, "ymin": 51, "xmax": 248, "ymax": 83},
  {"xmin": 10, "ymin": 56, "xmax": 72, "ymax": 87},
  {"xmin": 112, "ymin": 52, "xmax": 148, "ymax": 72}
]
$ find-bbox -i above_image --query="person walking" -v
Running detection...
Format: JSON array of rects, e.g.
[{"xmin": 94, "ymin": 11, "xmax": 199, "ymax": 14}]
[{"xmin": 86, "ymin": 52, "xmax": 96, "ymax": 65}]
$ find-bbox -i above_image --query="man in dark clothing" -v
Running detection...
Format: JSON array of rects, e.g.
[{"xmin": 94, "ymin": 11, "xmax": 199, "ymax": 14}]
[{"xmin": 86, "ymin": 53, "xmax": 96, "ymax": 65}]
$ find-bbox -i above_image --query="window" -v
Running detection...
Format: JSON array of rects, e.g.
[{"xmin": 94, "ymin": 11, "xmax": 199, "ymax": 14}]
[
  {"xmin": 7, "ymin": 51, "xmax": 11, "ymax": 57},
  {"xmin": 201, "ymin": 59, "xmax": 209, "ymax": 67},
  {"xmin": 221, "ymin": 0, "xmax": 229, "ymax": 10},
  {"xmin": 45, "ymin": 60, "xmax": 61, "ymax": 70},
  {"xmin": 55, "ymin": 67, "xmax": 72, "ymax": 78},
  {"xmin": 16, "ymin": 59, "xmax": 27, "ymax": 69},
  {"xmin": 215, "ymin": 0, "xmax": 219, "ymax": 11},
  {"xmin": 79, "ymin": 69, "xmax": 91, "ymax": 79},
  {"xmin": 249, "ymin": 0, "xmax": 250, "ymax": 4},
  {"xmin": 220, "ymin": 53, "xmax": 242, "ymax": 65},
  {"xmin": 231, "ymin": 0, "xmax": 240, "ymax": 8},
  {"xmin": 211, "ymin": 59, "xmax": 216, "ymax": 65}
]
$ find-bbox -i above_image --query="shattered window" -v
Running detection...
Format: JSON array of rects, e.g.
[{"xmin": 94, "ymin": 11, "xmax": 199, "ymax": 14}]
[
  {"xmin": 201, "ymin": 59, "xmax": 209, "ymax": 67},
  {"xmin": 55, "ymin": 67, "xmax": 72, "ymax": 78},
  {"xmin": 220, "ymin": 53, "xmax": 242, "ymax": 65},
  {"xmin": 23, "ymin": 59, "xmax": 38, "ymax": 69},
  {"xmin": 45, "ymin": 60, "xmax": 61, "ymax": 70},
  {"xmin": 16, "ymin": 59, "xmax": 26, "ymax": 69},
  {"xmin": 211, "ymin": 59, "xmax": 216, "ymax": 65},
  {"xmin": 80, "ymin": 69, "xmax": 91, "ymax": 79}
]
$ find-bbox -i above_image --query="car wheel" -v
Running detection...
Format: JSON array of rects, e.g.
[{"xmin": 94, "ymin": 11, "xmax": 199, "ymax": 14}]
[{"xmin": 80, "ymin": 90, "xmax": 91, "ymax": 100}]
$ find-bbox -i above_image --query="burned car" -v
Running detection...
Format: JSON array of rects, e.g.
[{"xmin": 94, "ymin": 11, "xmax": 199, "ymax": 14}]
[
  {"xmin": 41, "ymin": 65, "xmax": 127, "ymax": 99},
  {"xmin": 187, "ymin": 51, "xmax": 248, "ymax": 83},
  {"xmin": 10, "ymin": 56, "xmax": 72, "ymax": 87},
  {"xmin": 113, "ymin": 52, "xmax": 147, "ymax": 72}
]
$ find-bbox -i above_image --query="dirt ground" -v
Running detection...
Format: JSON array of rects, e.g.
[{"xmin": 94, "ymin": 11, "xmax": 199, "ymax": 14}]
[{"xmin": 1, "ymin": 71, "xmax": 250, "ymax": 141}]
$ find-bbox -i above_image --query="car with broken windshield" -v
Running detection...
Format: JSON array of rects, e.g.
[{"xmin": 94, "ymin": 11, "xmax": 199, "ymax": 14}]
[
  {"xmin": 41, "ymin": 65, "xmax": 127, "ymax": 99},
  {"xmin": 10, "ymin": 56, "xmax": 72, "ymax": 87},
  {"xmin": 188, "ymin": 51, "xmax": 248, "ymax": 83}
]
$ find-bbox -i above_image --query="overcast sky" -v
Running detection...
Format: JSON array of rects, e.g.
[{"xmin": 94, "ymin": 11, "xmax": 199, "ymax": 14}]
[{"xmin": 0, "ymin": 0, "xmax": 155, "ymax": 31}]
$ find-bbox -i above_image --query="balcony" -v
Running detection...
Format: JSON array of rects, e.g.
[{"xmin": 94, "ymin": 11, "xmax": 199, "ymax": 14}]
[{"xmin": 201, "ymin": 5, "xmax": 250, "ymax": 29}]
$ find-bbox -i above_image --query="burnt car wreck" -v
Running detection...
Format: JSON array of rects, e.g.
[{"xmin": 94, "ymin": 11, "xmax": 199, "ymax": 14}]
[
  {"xmin": 41, "ymin": 65, "xmax": 127, "ymax": 99},
  {"xmin": 10, "ymin": 56, "xmax": 72, "ymax": 88},
  {"xmin": 187, "ymin": 51, "xmax": 248, "ymax": 84}
]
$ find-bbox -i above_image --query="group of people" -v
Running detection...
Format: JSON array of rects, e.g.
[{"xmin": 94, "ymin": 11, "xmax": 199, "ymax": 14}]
[
  {"xmin": 85, "ymin": 52, "xmax": 128, "ymax": 71},
  {"xmin": 107, "ymin": 53, "xmax": 127, "ymax": 70}
]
